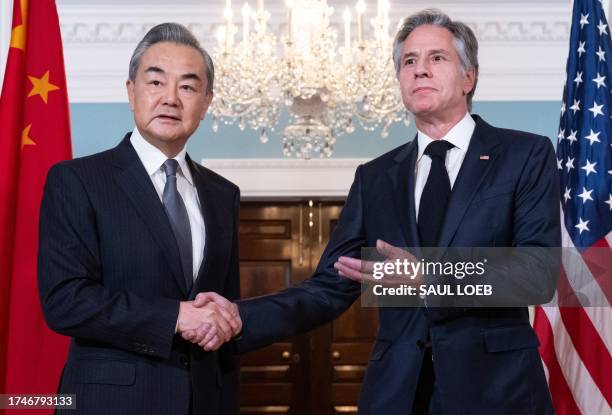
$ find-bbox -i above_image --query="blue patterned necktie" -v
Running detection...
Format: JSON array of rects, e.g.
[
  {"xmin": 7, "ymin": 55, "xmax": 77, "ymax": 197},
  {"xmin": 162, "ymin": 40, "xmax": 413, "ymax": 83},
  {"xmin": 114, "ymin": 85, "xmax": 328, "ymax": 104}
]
[{"xmin": 162, "ymin": 159, "xmax": 193, "ymax": 291}]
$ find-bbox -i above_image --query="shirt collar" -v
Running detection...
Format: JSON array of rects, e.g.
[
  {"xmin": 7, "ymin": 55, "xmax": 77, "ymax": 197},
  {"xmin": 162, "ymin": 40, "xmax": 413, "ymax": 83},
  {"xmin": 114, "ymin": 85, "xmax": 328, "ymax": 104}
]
[
  {"xmin": 130, "ymin": 127, "xmax": 194, "ymax": 186},
  {"xmin": 416, "ymin": 112, "xmax": 475, "ymax": 161}
]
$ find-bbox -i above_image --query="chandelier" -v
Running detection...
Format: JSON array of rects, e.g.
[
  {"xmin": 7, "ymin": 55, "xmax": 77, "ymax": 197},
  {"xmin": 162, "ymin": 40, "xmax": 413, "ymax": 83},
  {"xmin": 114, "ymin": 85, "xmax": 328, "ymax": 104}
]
[{"xmin": 211, "ymin": 0, "xmax": 408, "ymax": 159}]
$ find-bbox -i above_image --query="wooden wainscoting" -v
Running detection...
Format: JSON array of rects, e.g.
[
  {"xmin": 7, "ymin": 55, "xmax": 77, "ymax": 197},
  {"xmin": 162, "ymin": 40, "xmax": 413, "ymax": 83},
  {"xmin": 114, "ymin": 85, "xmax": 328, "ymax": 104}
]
[{"xmin": 238, "ymin": 201, "xmax": 378, "ymax": 415}]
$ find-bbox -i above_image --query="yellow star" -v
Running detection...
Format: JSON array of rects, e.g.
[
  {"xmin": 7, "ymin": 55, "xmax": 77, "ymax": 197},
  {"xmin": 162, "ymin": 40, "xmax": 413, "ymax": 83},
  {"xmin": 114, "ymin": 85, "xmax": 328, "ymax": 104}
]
[
  {"xmin": 21, "ymin": 124, "xmax": 36, "ymax": 150},
  {"xmin": 9, "ymin": 0, "xmax": 29, "ymax": 51},
  {"xmin": 28, "ymin": 70, "xmax": 60, "ymax": 104},
  {"xmin": 10, "ymin": 25, "xmax": 26, "ymax": 51}
]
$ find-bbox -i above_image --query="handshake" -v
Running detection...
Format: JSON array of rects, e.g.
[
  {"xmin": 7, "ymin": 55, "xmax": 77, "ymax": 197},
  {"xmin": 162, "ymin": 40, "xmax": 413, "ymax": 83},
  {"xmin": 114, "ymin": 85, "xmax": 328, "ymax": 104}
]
[{"xmin": 176, "ymin": 292, "xmax": 242, "ymax": 352}]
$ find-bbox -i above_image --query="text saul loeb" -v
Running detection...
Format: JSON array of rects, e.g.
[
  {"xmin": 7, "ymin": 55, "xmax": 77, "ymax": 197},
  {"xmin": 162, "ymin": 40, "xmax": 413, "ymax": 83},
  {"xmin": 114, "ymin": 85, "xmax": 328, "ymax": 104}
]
[{"xmin": 373, "ymin": 283, "xmax": 493, "ymax": 297}]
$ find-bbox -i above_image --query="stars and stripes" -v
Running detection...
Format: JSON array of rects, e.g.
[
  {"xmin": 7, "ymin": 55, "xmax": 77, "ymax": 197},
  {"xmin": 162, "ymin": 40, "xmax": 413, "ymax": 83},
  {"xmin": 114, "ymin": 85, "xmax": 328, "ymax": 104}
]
[
  {"xmin": 556, "ymin": 0, "xmax": 611, "ymax": 249},
  {"xmin": 534, "ymin": 1, "xmax": 612, "ymax": 414}
]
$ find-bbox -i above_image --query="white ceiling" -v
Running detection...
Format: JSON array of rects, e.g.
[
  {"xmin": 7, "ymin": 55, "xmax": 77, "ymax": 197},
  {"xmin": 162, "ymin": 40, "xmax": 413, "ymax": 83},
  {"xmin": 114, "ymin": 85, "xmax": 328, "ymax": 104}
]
[
  {"xmin": 3, "ymin": 0, "xmax": 611, "ymax": 102},
  {"xmin": 56, "ymin": 0, "xmax": 568, "ymax": 3}
]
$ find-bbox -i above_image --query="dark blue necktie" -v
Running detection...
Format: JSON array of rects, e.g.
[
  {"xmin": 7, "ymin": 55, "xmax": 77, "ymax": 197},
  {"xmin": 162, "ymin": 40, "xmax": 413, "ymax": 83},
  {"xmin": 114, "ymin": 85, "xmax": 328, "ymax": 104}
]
[
  {"xmin": 162, "ymin": 159, "xmax": 193, "ymax": 291},
  {"xmin": 418, "ymin": 140, "xmax": 454, "ymax": 247}
]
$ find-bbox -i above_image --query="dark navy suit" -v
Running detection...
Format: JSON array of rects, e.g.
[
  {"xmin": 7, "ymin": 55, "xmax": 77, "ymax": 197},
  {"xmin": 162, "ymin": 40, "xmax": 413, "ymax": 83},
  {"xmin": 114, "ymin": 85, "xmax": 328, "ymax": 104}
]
[
  {"xmin": 38, "ymin": 134, "xmax": 240, "ymax": 415},
  {"xmin": 237, "ymin": 115, "xmax": 560, "ymax": 414}
]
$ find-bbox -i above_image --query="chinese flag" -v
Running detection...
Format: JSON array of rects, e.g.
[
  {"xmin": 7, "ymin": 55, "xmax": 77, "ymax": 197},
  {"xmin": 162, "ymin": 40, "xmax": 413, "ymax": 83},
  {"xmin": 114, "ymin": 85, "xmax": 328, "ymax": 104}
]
[{"xmin": 0, "ymin": 0, "xmax": 71, "ymax": 411}]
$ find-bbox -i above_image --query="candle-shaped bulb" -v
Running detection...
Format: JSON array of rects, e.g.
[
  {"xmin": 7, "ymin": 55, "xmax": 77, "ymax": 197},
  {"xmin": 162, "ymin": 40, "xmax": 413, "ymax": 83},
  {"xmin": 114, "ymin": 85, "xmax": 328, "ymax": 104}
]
[
  {"xmin": 343, "ymin": 7, "xmax": 351, "ymax": 53},
  {"xmin": 381, "ymin": 0, "xmax": 389, "ymax": 37},
  {"xmin": 242, "ymin": 3, "xmax": 251, "ymax": 42},
  {"xmin": 356, "ymin": 0, "xmax": 366, "ymax": 43},
  {"xmin": 215, "ymin": 26, "xmax": 226, "ymax": 45},
  {"xmin": 356, "ymin": 0, "xmax": 366, "ymax": 14},
  {"xmin": 286, "ymin": 0, "xmax": 294, "ymax": 39},
  {"xmin": 223, "ymin": 1, "xmax": 234, "ymax": 49}
]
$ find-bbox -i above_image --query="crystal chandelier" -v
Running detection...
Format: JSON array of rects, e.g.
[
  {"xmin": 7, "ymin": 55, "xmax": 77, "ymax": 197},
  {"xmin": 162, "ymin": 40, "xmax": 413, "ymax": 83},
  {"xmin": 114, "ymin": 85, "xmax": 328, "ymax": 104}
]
[{"xmin": 211, "ymin": 0, "xmax": 407, "ymax": 159}]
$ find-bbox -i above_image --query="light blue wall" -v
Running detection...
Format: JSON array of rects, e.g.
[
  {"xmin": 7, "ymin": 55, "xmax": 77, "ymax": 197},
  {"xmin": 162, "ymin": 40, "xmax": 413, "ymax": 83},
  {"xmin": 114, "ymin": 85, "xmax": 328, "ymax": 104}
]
[{"xmin": 70, "ymin": 101, "xmax": 561, "ymax": 159}]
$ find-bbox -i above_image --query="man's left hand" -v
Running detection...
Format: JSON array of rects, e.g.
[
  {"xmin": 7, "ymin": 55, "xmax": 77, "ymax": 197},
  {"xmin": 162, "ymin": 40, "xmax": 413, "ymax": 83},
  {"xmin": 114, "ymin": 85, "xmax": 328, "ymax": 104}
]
[{"xmin": 334, "ymin": 239, "xmax": 422, "ymax": 286}]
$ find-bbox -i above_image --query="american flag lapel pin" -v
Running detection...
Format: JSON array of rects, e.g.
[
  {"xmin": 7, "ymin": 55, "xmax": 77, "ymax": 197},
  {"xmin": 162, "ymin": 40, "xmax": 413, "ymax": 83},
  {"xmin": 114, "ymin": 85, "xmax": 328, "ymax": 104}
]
[{"xmin": 480, "ymin": 155, "xmax": 490, "ymax": 160}]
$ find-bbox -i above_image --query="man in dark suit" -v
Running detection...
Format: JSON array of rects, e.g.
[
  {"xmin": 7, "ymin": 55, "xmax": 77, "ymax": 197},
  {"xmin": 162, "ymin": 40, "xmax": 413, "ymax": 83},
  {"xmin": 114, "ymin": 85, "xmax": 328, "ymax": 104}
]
[
  {"xmin": 38, "ymin": 23, "xmax": 242, "ymax": 415},
  {"xmin": 186, "ymin": 9, "xmax": 560, "ymax": 415}
]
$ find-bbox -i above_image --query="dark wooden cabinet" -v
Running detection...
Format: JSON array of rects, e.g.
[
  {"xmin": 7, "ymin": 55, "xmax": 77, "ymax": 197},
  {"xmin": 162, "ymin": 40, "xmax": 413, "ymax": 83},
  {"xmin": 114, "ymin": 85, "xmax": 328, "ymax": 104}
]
[{"xmin": 238, "ymin": 201, "xmax": 378, "ymax": 415}]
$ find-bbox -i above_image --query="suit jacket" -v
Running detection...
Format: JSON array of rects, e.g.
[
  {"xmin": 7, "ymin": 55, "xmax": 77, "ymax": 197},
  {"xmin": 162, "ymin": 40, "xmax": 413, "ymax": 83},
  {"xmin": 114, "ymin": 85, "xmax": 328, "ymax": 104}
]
[
  {"xmin": 38, "ymin": 134, "xmax": 240, "ymax": 415},
  {"xmin": 237, "ymin": 115, "xmax": 560, "ymax": 415}
]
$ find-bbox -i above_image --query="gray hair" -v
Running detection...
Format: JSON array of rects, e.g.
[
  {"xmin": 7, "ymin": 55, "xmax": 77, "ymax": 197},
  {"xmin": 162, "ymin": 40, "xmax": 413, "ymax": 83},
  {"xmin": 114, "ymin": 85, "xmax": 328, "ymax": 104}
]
[
  {"xmin": 392, "ymin": 9, "xmax": 479, "ymax": 111},
  {"xmin": 129, "ymin": 22, "xmax": 214, "ymax": 94}
]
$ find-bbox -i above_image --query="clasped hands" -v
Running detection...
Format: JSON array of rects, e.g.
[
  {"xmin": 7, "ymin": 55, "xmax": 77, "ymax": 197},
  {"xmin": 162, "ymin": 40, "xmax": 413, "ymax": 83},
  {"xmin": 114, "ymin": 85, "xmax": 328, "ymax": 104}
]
[
  {"xmin": 176, "ymin": 292, "xmax": 242, "ymax": 352},
  {"xmin": 175, "ymin": 240, "xmax": 412, "ymax": 352}
]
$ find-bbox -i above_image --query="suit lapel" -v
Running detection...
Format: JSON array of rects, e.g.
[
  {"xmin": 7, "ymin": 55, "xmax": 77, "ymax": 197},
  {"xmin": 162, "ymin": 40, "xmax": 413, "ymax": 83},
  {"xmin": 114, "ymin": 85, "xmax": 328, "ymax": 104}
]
[
  {"xmin": 112, "ymin": 134, "xmax": 189, "ymax": 296},
  {"xmin": 388, "ymin": 140, "xmax": 421, "ymax": 248},
  {"xmin": 437, "ymin": 116, "xmax": 502, "ymax": 247},
  {"xmin": 187, "ymin": 157, "xmax": 227, "ymax": 297}
]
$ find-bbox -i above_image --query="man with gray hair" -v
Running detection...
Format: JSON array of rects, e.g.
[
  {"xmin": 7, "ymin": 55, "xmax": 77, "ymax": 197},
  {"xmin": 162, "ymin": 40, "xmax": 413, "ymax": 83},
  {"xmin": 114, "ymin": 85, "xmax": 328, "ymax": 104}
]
[
  {"xmin": 38, "ymin": 23, "xmax": 242, "ymax": 415},
  {"xmin": 190, "ymin": 8, "xmax": 559, "ymax": 414}
]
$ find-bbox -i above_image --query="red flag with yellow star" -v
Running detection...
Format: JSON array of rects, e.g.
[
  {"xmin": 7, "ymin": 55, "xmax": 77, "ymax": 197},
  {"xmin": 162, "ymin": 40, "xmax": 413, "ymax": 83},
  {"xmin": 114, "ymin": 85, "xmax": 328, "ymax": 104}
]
[{"xmin": 0, "ymin": 0, "xmax": 71, "ymax": 408}]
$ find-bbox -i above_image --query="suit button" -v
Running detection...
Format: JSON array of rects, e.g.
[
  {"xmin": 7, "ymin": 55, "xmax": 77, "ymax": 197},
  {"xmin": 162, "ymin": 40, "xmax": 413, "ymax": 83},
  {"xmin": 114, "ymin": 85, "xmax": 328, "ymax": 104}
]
[{"xmin": 180, "ymin": 356, "xmax": 189, "ymax": 367}]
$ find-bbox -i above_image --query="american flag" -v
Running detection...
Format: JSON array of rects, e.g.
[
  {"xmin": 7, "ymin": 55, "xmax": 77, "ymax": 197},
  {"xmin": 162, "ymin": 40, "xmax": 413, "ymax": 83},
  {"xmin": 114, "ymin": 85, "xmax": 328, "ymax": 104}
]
[{"xmin": 533, "ymin": 0, "xmax": 612, "ymax": 414}]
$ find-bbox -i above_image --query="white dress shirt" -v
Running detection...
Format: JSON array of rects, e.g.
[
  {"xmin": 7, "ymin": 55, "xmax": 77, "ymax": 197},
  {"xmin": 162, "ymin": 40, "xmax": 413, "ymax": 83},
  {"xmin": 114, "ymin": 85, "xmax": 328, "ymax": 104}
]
[
  {"xmin": 414, "ymin": 112, "xmax": 476, "ymax": 219},
  {"xmin": 130, "ymin": 128, "xmax": 206, "ymax": 281}
]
